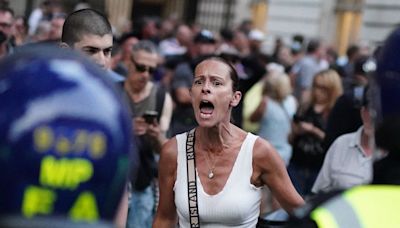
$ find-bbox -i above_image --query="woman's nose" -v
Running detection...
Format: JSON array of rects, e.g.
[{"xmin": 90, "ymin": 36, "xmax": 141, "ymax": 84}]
[{"xmin": 201, "ymin": 82, "xmax": 211, "ymax": 94}]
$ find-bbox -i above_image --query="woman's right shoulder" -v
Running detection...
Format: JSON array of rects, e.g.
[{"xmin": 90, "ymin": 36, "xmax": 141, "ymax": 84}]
[{"xmin": 161, "ymin": 137, "xmax": 178, "ymax": 160}]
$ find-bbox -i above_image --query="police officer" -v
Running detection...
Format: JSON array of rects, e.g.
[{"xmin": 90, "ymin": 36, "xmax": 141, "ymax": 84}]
[{"xmin": 0, "ymin": 45, "xmax": 136, "ymax": 227}]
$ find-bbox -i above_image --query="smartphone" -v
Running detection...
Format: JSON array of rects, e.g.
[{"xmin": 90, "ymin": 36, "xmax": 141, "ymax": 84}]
[
  {"xmin": 293, "ymin": 114, "xmax": 305, "ymax": 123},
  {"xmin": 142, "ymin": 110, "xmax": 158, "ymax": 124}
]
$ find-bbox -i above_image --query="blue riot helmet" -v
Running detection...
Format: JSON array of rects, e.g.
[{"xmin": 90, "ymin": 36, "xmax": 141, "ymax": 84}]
[
  {"xmin": 0, "ymin": 45, "xmax": 134, "ymax": 226},
  {"xmin": 371, "ymin": 27, "xmax": 400, "ymax": 155}
]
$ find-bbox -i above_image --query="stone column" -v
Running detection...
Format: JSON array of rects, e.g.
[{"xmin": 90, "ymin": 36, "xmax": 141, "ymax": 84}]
[
  {"xmin": 105, "ymin": 0, "xmax": 133, "ymax": 36},
  {"xmin": 250, "ymin": 0, "xmax": 269, "ymax": 32},
  {"xmin": 335, "ymin": 0, "xmax": 364, "ymax": 56}
]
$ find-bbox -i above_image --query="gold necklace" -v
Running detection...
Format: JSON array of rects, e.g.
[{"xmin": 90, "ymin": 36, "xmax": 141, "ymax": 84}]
[{"xmin": 204, "ymin": 151, "xmax": 219, "ymax": 179}]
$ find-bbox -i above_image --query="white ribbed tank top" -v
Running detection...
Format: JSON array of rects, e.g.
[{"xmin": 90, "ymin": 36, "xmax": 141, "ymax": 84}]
[{"xmin": 174, "ymin": 131, "xmax": 262, "ymax": 228}]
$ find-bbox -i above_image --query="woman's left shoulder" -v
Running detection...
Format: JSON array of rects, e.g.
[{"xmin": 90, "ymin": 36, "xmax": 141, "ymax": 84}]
[
  {"xmin": 250, "ymin": 136, "xmax": 284, "ymax": 176},
  {"xmin": 252, "ymin": 136, "xmax": 275, "ymax": 159}
]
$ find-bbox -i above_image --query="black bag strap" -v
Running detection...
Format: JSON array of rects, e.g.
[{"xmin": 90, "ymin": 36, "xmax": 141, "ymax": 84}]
[
  {"xmin": 186, "ymin": 128, "xmax": 200, "ymax": 227},
  {"xmin": 155, "ymin": 84, "xmax": 166, "ymax": 122}
]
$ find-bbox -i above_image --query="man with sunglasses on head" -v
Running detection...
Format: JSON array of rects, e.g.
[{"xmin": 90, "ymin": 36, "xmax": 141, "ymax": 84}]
[
  {"xmin": 61, "ymin": 8, "xmax": 124, "ymax": 82},
  {"xmin": 123, "ymin": 40, "xmax": 173, "ymax": 228}
]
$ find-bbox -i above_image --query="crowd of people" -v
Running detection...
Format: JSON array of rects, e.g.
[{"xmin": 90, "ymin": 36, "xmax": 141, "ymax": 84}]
[{"xmin": 1, "ymin": 0, "xmax": 400, "ymax": 227}]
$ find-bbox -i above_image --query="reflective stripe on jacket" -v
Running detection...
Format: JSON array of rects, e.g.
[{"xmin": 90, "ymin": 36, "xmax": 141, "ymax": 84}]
[{"xmin": 311, "ymin": 185, "xmax": 400, "ymax": 228}]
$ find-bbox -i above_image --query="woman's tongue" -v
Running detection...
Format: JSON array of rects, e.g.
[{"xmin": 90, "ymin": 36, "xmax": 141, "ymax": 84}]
[{"xmin": 200, "ymin": 106, "xmax": 214, "ymax": 118}]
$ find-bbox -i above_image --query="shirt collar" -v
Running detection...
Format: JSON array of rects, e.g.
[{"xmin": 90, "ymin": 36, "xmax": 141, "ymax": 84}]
[
  {"xmin": 350, "ymin": 126, "xmax": 362, "ymax": 145},
  {"xmin": 349, "ymin": 126, "xmax": 371, "ymax": 157}
]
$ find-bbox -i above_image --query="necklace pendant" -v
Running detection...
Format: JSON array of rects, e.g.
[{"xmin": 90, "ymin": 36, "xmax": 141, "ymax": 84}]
[{"xmin": 208, "ymin": 170, "xmax": 214, "ymax": 179}]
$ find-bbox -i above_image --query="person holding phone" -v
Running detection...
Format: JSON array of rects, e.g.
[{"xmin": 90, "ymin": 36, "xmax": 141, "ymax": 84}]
[
  {"xmin": 122, "ymin": 40, "xmax": 173, "ymax": 228},
  {"xmin": 288, "ymin": 69, "xmax": 343, "ymax": 198}
]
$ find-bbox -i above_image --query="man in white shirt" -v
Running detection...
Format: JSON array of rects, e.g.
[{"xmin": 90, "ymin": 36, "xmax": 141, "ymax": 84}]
[{"xmin": 312, "ymin": 88, "xmax": 374, "ymax": 193}]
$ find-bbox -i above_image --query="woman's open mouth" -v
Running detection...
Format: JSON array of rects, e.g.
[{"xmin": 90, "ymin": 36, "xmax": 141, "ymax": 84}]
[{"xmin": 199, "ymin": 100, "xmax": 214, "ymax": 118}]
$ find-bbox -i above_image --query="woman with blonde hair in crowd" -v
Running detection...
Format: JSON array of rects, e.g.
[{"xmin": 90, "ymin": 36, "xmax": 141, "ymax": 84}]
[
  {"xmin": 251, "ymin": 72, "xmax": 297, "ymax": 166},
  {"xmin": 250, "ymin": 72, "xmax": 298, "ymax": 214},
  {"xmin": 288, "ymin": 69, "xmax": 343, "ymax": 198}
]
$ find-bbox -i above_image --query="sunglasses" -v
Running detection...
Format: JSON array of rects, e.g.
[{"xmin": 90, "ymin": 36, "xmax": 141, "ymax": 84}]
[
  {"xmin": 0, "ymin": 22, "xmax": 11, "ymax": 28},
  {"xmin": 314, "ymin": 83, "xmax": 329, "ymax": 91},
  {"xmin": 131, "ymin": 58, "xmax": 156, "ymax": 74}
]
